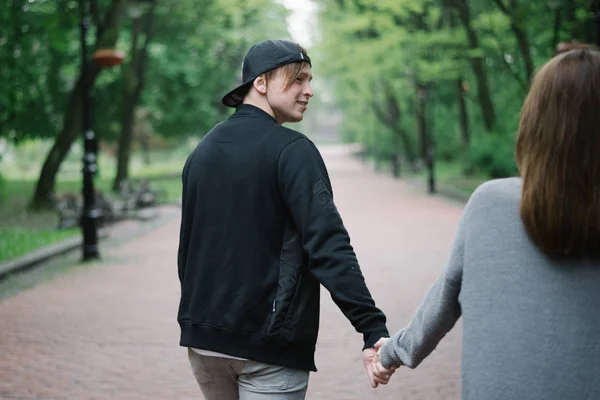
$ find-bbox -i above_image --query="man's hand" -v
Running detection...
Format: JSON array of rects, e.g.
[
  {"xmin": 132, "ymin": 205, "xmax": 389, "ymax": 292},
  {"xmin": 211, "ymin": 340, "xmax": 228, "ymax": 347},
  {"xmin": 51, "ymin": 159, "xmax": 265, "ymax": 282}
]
[
  {"xmin": 373, "ymin": 337, "xmax": 390, "ymax": 351},
  {"xmin": 362, "ymin": 347, "xmax": 380, "ymax": 388},
  {"xmin": 363, "ymin": 337, "xmax": 396, "ymax": 388}
]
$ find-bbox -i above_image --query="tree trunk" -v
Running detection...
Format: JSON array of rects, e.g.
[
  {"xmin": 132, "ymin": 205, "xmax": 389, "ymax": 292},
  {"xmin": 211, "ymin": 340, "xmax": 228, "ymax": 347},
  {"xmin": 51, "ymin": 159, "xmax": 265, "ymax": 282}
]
[
  {"xmin": 140, "ymin": 135, "xmax": 151, "ymax": 165},
  {"xmin": 114, "ymin": 86, "xmax": 139, "ymax": 190},
  {"xmin": 566, "ymin": 0, "xmax": 575, "ymax": 38},
  {"xmin": 415, "ymin": 81, "xmax": 428, "ymax": 160},
  {"xmin": 415, "ymin": 82, "xmax": 428, "ymax": 162},
  {"xmin": 7, "ymin": 0, "xmax": 22, "ymax": 133},
  {"xmin": 32, "ymin": 75, "xmax": 85, "ymax": 209},
  {"xmin": 30, "ymin": 0, "xmax": 126, "ymax": 209},
  {"xmin": 385, "ymin": 87, "xmax": 416, "ymax": 167},
  {"xmin": 391, "ymin": 134, "xmax": 400, "ymax": 178},
  {"xmin": 552, "ymin": 7, "xmax": 562, "ymax": 52},
  {"xmin": 493, "ymin": 0, "xmax": 534, "ymax": 83},
  {"xmin": 588, "ymin": 1, "xmax": 599, "ymax": 45},
  {"xmin": 114, "ymin": 20, "xmax": 141, "ymax": 191},
  {"xmin": 47, "ymin": 0, "xmax": 71, "ymax": 118},
  {"xmin": 447, "ymin": 4, "xmax": 470, "ymax": 149},
  {"xmin": 565, "ymin": 0, "xmax": 584, "ymax": 41},
  {"xmin": 113, "ymin": 0, "xmax": 156, "ymax": 191},
  {"xmin": 512, "ymin": 23, "xmax": 534, "ymax": 83},
  {"xmin": 452, "ymin": 0, "xmax": 496, "ymax": 132},
  {"xmin": 457, "ymin": 78, "xmax": 470, "ymax": 149},
  {"xmin": 371, "ymin": 83, "xmax": 417, "ymax": 171},
  {"xmin": 393, "ymin": 127, "xmax": 416, "ymax": 167}
]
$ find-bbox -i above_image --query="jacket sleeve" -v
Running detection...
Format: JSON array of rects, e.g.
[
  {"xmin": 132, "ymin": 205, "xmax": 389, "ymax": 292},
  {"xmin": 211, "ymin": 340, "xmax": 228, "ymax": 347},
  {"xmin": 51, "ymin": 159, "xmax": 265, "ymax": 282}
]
[
  {"xmin": 277, "ymin": 138, "xmax": 389, "ymax": 348},
  {"xmin": 177, "ymin": 154, "xmax": 192, "ymax": 287}
]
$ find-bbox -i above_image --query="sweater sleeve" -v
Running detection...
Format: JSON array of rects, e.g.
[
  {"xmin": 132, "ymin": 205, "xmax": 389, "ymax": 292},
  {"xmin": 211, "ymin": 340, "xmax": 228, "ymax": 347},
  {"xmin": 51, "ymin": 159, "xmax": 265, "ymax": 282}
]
[
  {"xmin": 277, "ymin": 138, "xmax": 389, "ymax": 349},
  {"xmin": 378, "ymin": 206, "xmax": 466, "ymax": 369}
]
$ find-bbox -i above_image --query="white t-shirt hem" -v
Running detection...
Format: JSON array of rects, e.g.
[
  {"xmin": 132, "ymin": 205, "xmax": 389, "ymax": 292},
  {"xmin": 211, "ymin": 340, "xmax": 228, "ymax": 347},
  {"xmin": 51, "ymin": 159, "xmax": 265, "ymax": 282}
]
[{"xmin": 190, "ymin": 347, "xmax": 247, "ymax": 361}]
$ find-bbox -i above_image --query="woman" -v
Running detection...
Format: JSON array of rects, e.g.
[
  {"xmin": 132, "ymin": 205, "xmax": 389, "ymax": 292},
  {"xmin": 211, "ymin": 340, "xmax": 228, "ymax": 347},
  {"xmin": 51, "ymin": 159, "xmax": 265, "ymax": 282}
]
[{"xmin": 375, "ymin": 47, "xmax": 600, "ymax": 399}]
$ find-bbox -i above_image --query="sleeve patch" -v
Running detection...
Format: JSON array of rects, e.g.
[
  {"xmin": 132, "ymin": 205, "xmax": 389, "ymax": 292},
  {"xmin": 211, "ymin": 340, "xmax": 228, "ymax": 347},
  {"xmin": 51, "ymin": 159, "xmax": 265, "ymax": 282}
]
[{"xmin": 313, "ymin": 180, "xmax": 334, "ymax": 207}]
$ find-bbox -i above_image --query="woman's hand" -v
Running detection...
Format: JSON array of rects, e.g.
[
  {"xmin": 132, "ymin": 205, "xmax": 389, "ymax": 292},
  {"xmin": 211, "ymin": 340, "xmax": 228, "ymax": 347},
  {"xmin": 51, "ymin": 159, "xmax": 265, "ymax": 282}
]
[{"xmin": 363, "ymin": 337, "xmax": 397, "ymax": 387}]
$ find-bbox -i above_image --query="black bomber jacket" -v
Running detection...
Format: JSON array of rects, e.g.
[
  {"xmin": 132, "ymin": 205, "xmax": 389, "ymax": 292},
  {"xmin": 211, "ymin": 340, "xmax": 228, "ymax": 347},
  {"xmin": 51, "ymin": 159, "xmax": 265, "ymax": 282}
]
[{"xmin": 177, "ymin": 104, "xmax": 388, "ymax": 371}]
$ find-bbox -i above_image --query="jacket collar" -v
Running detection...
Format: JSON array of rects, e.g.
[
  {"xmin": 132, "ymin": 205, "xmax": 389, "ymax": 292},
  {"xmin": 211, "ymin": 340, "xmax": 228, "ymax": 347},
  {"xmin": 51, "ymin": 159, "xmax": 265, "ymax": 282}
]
[{"xmin": 231, "ymin": 104, "xmax": 277, "ymax": 124}]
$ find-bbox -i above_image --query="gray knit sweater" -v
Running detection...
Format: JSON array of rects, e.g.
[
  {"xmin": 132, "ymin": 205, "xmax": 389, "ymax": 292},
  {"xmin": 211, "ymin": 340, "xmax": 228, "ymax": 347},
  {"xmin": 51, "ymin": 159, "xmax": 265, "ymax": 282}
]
[{"xmin": 379, "ymin": 177, "xmax": 600, "ymax": 400}]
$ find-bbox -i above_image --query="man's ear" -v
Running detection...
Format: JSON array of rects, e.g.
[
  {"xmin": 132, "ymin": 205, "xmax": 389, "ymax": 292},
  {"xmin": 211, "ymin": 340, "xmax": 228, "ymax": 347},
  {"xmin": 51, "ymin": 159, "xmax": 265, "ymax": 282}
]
[{"xmin": 253, "ymin": 75, "xmax": 268, "ymax": 95}]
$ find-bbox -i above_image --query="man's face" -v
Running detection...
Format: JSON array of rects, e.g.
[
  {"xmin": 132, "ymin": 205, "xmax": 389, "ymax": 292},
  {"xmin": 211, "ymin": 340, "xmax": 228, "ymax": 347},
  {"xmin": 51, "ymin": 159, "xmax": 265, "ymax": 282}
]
[{"xmin": 266, "ymin": 63, "xmax": 313, "ymax": 124}]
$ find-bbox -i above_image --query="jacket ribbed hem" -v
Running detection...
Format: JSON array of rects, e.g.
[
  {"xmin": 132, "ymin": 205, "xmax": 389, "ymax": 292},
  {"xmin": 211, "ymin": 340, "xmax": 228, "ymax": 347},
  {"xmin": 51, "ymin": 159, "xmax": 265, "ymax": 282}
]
[{"xmin": 179, "ymin": 321, "xmax": 317, "ymax": 371}]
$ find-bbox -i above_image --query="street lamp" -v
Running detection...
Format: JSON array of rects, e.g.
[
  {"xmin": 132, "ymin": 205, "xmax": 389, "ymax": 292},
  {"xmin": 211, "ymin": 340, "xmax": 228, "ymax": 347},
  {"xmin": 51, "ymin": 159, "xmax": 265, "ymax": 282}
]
[
  {"xmin": 79, "ymin": 0, "xmax": 124, "ymax": 261},
  {"xmin": 417, "ymin": 85, "xmax": 435, "ymax": 194}
]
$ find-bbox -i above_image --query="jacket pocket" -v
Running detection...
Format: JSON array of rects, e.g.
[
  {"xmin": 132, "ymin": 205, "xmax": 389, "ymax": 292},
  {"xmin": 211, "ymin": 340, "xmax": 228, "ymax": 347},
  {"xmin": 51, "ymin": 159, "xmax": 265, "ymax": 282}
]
[
  {"xmin": 282, "ymin": 273, "xmax": 320, "ymax": 342},
  {"xmin": 267, "ymin": 222, "xmax": 304, "ymax": 339}
]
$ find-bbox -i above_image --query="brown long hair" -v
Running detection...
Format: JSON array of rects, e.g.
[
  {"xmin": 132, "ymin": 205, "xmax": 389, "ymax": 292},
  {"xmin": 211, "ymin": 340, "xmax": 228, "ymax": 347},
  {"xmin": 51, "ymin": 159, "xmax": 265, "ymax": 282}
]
[{"xmin": 516, "ymin": 47, "xmax": 600, "ymax": 257}]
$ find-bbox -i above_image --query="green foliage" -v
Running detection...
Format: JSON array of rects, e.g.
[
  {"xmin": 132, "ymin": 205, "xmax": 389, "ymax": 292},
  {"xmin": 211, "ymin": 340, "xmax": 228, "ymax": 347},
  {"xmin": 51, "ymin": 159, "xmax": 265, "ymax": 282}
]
[
  {"xmin": 314, "ymin": 0, "xmax": 595, "ymax": 181},
  {"xmin": 142, "ymin": 0, "xmax": 291, "ymax": 138},
  {"xmin": 0, "ymin": 0, "xmax": 80, "ymax": 142},
  {"xmin": 3, "ymin": 0, "xmax": 598, "ymax": 201},
  {"xmin": 464, "ymin": 134, "xmax": 518, "ymax": 179},
  {"xmin": 431, "ymin": 109, "xmax": 464, "ymax": 162},
  {"xmin": 1, "ymin": 0, "xmax": 290, "ymax": 143}
]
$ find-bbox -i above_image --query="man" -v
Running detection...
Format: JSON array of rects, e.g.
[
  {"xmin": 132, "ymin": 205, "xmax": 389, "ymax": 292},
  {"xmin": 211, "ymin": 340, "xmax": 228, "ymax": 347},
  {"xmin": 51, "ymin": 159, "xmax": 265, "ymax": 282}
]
[{"xmin": 177, "ymin": 39, "xmax": 392, "ymax": 399}]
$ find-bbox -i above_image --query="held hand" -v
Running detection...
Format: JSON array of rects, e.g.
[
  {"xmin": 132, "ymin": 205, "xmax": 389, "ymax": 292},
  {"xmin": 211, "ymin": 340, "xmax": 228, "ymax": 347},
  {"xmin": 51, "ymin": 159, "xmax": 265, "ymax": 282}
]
[
  {"xmin": 362, "ymin": 347, "xmax": 379, "ymax": 388},
  {"xmin": 374, "ymin": 337, "xmax": 390, "ymax": 351},
  {"xmin": 363, "ymin": 337, "xmax": 396, "ymax": 388},
  {"xmin": 372, "ymin": 356, "xmax": 396, "ymax": 386},
  {"xmin": 374, "ymin": 337, "xmax": 399, "ymax": 384}
]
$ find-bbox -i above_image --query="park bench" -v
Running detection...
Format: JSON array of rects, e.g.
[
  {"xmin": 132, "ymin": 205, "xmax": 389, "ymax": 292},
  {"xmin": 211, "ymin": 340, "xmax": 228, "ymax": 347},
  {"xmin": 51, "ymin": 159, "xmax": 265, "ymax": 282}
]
[{"xmin": 53, "ymin": 179, "xmax": 158, "ymax": 230}]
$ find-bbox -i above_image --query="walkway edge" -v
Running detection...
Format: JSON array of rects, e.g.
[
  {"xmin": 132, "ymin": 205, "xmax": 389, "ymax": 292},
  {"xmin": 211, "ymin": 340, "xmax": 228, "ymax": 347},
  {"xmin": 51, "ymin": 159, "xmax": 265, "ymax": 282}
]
[
  {"xmin": 0, "ymin": 231, "xmax": 108, "ymax": 280},
  {"xmin": 405, "ymin": 177, "xmax": 472, "ymax": 203},
  {"xmin": 349, "ymin": 150, "xmax": 474, "ymax": 204}
]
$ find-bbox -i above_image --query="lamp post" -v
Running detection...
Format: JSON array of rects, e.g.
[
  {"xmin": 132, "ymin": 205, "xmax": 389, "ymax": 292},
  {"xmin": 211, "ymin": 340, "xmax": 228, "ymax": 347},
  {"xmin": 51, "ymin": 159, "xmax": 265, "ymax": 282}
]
[
  {"xmin": 79, "ymin": 0, "xmax": 124, "ymax": 261},
  {"xmin": 417, "ymin": 84, "xmax": 435, "ymax": 194}
]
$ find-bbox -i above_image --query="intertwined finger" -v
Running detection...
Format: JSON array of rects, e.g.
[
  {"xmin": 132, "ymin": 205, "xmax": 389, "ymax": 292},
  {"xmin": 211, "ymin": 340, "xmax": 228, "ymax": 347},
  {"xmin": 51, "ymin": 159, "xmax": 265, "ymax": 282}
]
[{"xmin": 372, "ymin": 361, "xmax": 396, "ymax": 385}]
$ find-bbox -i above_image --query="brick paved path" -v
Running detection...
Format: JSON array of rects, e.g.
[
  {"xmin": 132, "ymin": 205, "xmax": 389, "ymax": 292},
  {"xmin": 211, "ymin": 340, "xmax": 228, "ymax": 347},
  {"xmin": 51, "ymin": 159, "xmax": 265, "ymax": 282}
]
[{"xmin": 0, "ymin": 145, "xmax": 464, "ymax": 399}]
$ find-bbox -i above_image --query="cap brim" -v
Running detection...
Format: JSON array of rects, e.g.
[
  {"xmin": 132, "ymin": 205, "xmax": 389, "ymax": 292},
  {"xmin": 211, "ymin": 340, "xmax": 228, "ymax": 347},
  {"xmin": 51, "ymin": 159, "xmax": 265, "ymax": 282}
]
[{"xmin": 221, "ymin": 81, "xmax": 253, "ymax": 108}]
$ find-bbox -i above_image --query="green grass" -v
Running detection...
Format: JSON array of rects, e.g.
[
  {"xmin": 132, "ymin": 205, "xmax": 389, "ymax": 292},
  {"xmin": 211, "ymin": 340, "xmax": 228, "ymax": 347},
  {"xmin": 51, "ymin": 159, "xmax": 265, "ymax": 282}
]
[
  {"xmin": 0, "ymin": 146, "xmax": 186, "ymax": 263},
  {"xmin": 0, "ymin": 176, "xmax": 182, "ymax": 263},
  {"xmin": 0, "ymin": 227, "xmax": 79, "ymax": 263},
  {"xmin": 367, "ymin": 156, "xmax": 487, "ymax": 196},
  {"xmin": 0, "ymin": 177, "xmax": 181, "ymax": 219},
  {"xmin": 0, "ymin": 177, "xmax": 181, "ymax": 263},
  {"xmin": 414, "ymin": 160, "xmax": 487, "ymax": 196}
]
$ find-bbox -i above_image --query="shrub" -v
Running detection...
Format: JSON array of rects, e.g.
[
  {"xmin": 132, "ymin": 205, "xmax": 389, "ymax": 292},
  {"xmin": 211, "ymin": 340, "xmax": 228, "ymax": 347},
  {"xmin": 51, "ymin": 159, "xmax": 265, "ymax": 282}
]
[{"xmin": 464, "ymin": 134, "xmax": 518, "ymax": 178}]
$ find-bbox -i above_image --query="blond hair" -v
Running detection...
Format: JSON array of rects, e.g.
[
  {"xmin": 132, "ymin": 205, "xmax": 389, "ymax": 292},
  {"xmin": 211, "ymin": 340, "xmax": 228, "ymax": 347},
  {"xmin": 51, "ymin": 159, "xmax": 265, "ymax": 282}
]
[{"xmin": 264, "ymin": 45, "xmax": 309, "ymax": 91}]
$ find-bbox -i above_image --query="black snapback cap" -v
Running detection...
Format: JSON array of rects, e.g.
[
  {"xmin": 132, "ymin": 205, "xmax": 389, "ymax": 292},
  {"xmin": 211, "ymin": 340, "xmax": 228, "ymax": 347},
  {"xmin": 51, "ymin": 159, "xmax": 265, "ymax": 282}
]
[{"xmin": 221, "ymin": 39, "xmax": 312, "ymax": 108}]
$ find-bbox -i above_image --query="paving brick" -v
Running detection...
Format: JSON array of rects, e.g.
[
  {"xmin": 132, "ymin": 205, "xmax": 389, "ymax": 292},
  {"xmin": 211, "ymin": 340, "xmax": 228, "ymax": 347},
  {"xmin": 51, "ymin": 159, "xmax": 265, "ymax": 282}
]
[{"xmin": 0, "ymin": 145, "xmax": 464, "ymax": 399}]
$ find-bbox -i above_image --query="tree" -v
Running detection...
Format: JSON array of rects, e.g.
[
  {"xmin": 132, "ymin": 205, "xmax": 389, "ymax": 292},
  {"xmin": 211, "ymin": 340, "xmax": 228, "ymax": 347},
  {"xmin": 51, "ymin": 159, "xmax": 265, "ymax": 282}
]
[
  {"xmin": 314, "ymin": 0, "xmax": 597, "ymax": 179},
  {"xmin": 142, "ymin": 0, "xmax": 291, "ymax": 139},
  {"xmin": 30, "ymin": 0, "xmax": 127, "ymax": 209},
  {"xmin": 113, "ymin": 0, "xmax": 157, "ymax": 190},
  {"xmin": 0, "ymin": 0, "xmax": 78, "ymax": 143},
  {"xmin": 24, "ymin": 0, "xmax": 290, "ymax": 207}
]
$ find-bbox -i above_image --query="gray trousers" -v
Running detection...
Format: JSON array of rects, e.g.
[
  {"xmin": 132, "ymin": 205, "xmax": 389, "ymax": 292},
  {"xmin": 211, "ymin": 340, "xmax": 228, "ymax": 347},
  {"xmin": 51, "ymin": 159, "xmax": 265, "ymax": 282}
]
[{"xmin": 188, "ymin": 348, "xmax": 310, "ymax": 400}]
